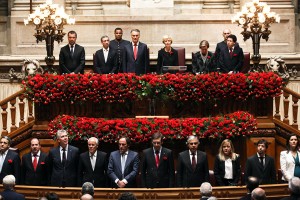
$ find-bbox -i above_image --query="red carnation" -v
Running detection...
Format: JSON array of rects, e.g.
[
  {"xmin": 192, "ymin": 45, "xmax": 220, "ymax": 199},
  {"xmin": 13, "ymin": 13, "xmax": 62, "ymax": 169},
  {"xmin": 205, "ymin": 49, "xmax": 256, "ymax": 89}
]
[
  {"xmin": 163, "ymin": 156, "xmax": 168, "ymax": 160},
  {"xmin": 8, "ymin": 159, "xmax": 13, "ymax": 164},
  {"xmin": 40, "ymin": 162, "xmax": 45, "ymax": 165},
  {"xmin": 233, "ymin": 54, "xmax": 238, "ymax": 56}
]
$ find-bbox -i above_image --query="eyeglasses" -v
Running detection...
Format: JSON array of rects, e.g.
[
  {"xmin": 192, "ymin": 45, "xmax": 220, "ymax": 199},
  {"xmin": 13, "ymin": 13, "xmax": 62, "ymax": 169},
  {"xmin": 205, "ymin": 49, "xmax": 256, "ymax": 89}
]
[{"xmin": 189, "ymin": 142, "xmax": 199, "ymax": 145}]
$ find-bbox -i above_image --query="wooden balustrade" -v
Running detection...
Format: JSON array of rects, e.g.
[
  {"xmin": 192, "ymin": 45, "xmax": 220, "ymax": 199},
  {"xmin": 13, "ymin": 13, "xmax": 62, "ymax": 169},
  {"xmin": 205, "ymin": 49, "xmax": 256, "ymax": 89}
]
[
  {"xmin": 274, "ymin": 87, "xmax": 300, "ymax": 132},
  {"xmin": 0, "ymin": 89, "xmax": 34, "ymax": 135}
]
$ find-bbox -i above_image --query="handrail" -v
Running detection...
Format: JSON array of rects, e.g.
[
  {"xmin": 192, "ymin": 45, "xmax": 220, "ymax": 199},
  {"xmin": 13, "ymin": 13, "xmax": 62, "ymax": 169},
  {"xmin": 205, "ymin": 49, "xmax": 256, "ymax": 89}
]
[{"xmin": 0, "ymin": 89, "xmax": 25, "ymax": 106}]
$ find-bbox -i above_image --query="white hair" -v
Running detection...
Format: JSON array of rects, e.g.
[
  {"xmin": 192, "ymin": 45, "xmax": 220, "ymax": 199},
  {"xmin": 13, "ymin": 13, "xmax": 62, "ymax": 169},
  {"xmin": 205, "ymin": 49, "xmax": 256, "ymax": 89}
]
[
  {"xmin": 80, "ymin": 194, "xmax": 94, "ymax": 200},
  {"xmin": 289, "ymin": 177, "xmax": 300, "ymax": 195},
  {"xmin": 187, "ymin": 135, "xmax": 199, "ymax": 143},
  {"xmin": 200, "ymin": 182, "xmax": 212, "ymax": 196},
  {"xmin": 88, "ymin": 137, "xmax": 99, "ymax": 145},
  {"xmin": 57, "ymin": 129, "xmax": 67, "ymax": 139},
  {"xmin": 3, "ymin": 175, "xmax": 16, "ymax": 189}
]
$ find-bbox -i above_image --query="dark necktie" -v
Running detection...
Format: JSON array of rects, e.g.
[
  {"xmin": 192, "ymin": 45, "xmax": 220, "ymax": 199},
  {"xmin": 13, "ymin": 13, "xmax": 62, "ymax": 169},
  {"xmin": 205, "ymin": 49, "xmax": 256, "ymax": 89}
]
[
  {"xmin": 259, "ymin": 156, "xmax": 264, "ymax": 167},
  {"xmin": 33, "ymin": 155, "xmax": 38, "ymax": 172},
  {"xmin": 229, "ymin": 48, "xmax": 233, "ymax": 58},
  {"xmin": 133, "ymin": 44, "xmax": 137, "ymax": 60},
  {"xmin": 192, "ymin": 153, "xmax": 196, "ymax": 171},
  {"xmin": 70, "ymin": 45, "xmax": 74, "ymax": 57},
  {"xmin": 155, "ymin": 150, "xmax": 160, "ymax": 168},
  {"xmin": 62, "ymin": 148, "xmax": 66, "ymax": 166}
]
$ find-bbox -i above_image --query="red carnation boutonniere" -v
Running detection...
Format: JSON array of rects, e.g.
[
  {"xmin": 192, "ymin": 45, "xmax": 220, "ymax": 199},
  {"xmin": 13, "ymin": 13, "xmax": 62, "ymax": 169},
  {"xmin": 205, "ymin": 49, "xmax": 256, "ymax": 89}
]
[
  {"xmin": 207, "ymin": 56, "xmax": 211, "ymax": 59},
  {"xmin": 40, "ymin": 162, "xmax": 45, "ymax": 165},
  {"xmin": 233, "ymin": 54, "xmax": 238, "ymax": 57},
  {"xmin": 169, "ymin": 51, "xmax": 173, "ymax": 55},
  {"xmin": 8, "ymin": 159, "xmax": 13, "ymax": 164},
  {"xmin": 162, "ymin": 156, "xmax": 168, "ymax": 160}
]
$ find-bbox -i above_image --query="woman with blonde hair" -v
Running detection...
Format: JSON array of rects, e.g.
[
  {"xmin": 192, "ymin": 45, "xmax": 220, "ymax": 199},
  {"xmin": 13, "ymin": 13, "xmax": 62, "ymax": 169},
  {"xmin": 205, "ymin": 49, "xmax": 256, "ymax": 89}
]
[
  {"xmin": 214, "ymin": 139, "xmax": 241, "ymax": 186},
  {"xmin": 156, "ymin": 35, "xmax": 178, "ymax": 74}
]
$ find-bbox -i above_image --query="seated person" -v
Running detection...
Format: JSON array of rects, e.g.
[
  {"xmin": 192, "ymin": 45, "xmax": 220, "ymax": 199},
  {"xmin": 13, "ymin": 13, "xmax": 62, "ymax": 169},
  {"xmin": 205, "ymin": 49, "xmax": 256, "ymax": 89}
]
[
  {"xmin": 192, "ymin": 40, "xmax": 215, "ymax": 74},
  {"xmin": 219, "ymin": 34, "xmax": 244, "ymax": 74},
  {"xmin": 156, "ymin": 35, "xmax": 178, "ymax": 74}
]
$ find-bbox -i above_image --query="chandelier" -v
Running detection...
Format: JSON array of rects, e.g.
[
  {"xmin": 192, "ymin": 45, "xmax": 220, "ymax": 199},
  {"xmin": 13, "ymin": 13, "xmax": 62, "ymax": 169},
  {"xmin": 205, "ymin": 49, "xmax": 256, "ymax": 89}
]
[
  {"xmin": 24, "ymin": 0, "xmax": 75, "ymax": 73},
  {"xmin": 232, "ymin": 0, "xmax": 280, "ymax": 71}
]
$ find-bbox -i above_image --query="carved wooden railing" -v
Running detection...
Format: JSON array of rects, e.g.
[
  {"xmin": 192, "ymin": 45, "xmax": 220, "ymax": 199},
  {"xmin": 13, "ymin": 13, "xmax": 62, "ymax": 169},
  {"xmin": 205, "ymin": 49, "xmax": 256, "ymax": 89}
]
[
  {"xmin": 0, "ymin": 89, "xmax": 34, "ymax": 136},
  {"xmin": 274, "ymin": 87, "xmax": 300, "ymax": 133},
  {"xmin": 10, "ymin": 184, "xmax": 290, "ymax": 200}
]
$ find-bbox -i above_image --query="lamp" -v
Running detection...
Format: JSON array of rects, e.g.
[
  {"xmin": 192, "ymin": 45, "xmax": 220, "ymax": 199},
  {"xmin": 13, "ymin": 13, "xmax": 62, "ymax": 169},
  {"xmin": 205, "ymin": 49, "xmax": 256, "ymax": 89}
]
[
  {"xmin": 24, "ymin": 0, "xmax": 75, "ymax": 73},
  {"xmin": 232, "ymin": 0, "xmax": 280, "ymax": 71}
]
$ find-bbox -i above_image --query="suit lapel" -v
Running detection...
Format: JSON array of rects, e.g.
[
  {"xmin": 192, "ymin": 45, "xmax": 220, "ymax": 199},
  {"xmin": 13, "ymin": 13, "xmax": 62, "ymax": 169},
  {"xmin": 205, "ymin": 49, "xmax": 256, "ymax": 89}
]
[
  {"xmin": 185, "ymin": 151, "xmax": 193, "ymax": 171},
  {"xmin": 124, "ymin": 151, "xmax": 131, "ymax": 170},
  {"xmin": 100, "ymin": 50, "xmax": 105, "ymax": 63}
]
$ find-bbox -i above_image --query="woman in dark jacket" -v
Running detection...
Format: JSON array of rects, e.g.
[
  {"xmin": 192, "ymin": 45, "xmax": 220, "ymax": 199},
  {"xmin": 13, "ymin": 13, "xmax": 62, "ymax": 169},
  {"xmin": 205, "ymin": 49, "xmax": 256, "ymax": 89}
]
[
  {"xmin": 192, "ymin": 40, "xmax": 215, "ymax": 74},
  {"xmin": 156, "ymin": 35, "xmax": 178, "ymax": 74},
  {"xmin": 214, "ymin": 139, "xmax": 241, "ymax": 186}
]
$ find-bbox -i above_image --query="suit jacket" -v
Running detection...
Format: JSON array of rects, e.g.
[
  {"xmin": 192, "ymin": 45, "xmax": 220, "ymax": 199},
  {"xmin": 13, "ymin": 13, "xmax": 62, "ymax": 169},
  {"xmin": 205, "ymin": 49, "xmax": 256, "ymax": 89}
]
[
  {"xmin": 21, "ymin": 151, "xmax": 48, "ymax": 185},
  {"xmin": 240, "ymin": 194, "xmax": 252, "ymax": 200},
  {"xmin": 192, "ymin": 51, "xmax": 215, "ymax": 74},
  {"xmin": 280, "ymin": 194, "xmax": 300, "ymax": 200},
  {"xmin": 214, "ymin": 41, "xmax": 240, "ymax": 69},
  {"xmin": 141, "ymin": 147, "xmax": 175, "ymax": 188},
  {"xmin": 156, "ymin": 47, "xmax": 178, "ymax": 74},
  {"xmin": 213, "ymin": 154, "xmax": 241, "ymax": 186},
  {"xmin": 48, "ymin": 145, "xmax": 79, "ymax": 187},
  {"xmin": 176, "ymin": 150, "xmax": 209, "ymax": 187},
  {"xmin": 0, "ymin": 149, "xmax": 21, "ymax": 184},
  {"xmin": 244, "ymin": 154, "xmax": 276, "ymax": 184},
  {"xmin": 107, "ymin": 150, "xmax": 139, "ymax": 188},
  {"xmin": 94, "ymin": 48, "xmax": 118, "ymax": 74},
  {"xmin": 59, "ymin": 44, "xmax": 85, "ymax": 74},
  {"xmin": 0, "ymin": 189, "xmax": 25, "ymax": 200},
  {"xmin": 280, "ymin": 150, "xmax": 300, "ymax": 181},
  {"xmin": 219, "ymin": 45, "xmax": 244, "ymax": 73},
  {"xmin": 78, "ymin": 150, "xmax": 107, "ymax": 187},
  {"xmin": 122, "ymin": 42, "xmax": 149, "ymax": 75}
]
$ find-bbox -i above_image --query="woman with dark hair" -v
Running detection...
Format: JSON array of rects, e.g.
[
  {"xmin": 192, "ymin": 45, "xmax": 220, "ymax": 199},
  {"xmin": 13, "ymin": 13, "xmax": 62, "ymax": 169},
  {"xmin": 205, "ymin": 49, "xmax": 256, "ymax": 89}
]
[
  {"xmin": 280, "ymin": 134, "xmax": 300, "ymax": 182},
  {"xmin": 214, "ymin": 139, "xmax": 241, "ymax": 186}
]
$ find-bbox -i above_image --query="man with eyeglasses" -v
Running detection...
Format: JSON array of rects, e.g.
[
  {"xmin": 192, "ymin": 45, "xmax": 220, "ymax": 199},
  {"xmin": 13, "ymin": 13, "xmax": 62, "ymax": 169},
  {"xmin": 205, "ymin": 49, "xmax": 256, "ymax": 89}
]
[
  {"xmin": 214, "ymin": 29, "xmax": 239, "ymax": 70},
  {"xmin": 141, "ymin": 132, "xmax": 174, "ymax": 188},
  {"xmin": 177, "ymin": 135, "xmax": 209, "ymax": 187},
  {"xmin": 107, "ymin": 137, "xmax": 139, "ymax": 188}
]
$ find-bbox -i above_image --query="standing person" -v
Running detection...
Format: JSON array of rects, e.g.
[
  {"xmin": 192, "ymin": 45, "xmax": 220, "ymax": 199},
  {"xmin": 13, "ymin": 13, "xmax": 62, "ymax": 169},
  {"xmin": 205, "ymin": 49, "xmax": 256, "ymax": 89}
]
[
  {"xmin": 122, "ymin": 29, "xmax": 149, "ymax": 75},
  {"xmin": 177, "ymin": 135, "xmax": 209, "ymax": 187},
  {"xmin": 94, "ymin": 35, "xmax": 118, "ymax": 74},
  {"xmin": 141, "ymin": 132, "xmax": 175, "ymax": 188},
  {"xmin": 214, "ymin": 139, "xmax": 241, "ymax": 186},
  {"xmin": 244, "ymin": 139, "xmax": 276, "ymax": 184},
  {"xmin": 109, "ymin": 28, "xmax": 130, "ymax": 72},
  {"xmin": 0, "ymin": 136, "xmax": 20, "ymax": 184},
  {"xmin": 48, "ymin": 129, "xmax": 79, "ymax": 187},
  {"xmin": 192, "ymin": 40, "xmax": 215, "ymax": 74},
  {"xmin": 219, "ymin": 34, "xmax": 244, "ymax": 73},
  {"xmin": 78, "ymin": 137, "xmax": 107, "ymax": 187},
  {"xmin": 156, "ymin": 35, "xmax": 178, "ymax": 74},
  {"xmin": 59, "ymin": 30, "xmax": 85, "ymax": 74},
  {"xmin": 280, "ymin": 134, "xmax": 300, "ymax": 182},
  {"xmin": 21, "ymin": 138, "xmax": 48, "ymax": 185},
  {"xmin": 0, "ymin": 175, "xmax": 25, "ymax": 200},
  {"xmin": 107, "ymin": 137, "xmax": 139, "ymax": 188}
]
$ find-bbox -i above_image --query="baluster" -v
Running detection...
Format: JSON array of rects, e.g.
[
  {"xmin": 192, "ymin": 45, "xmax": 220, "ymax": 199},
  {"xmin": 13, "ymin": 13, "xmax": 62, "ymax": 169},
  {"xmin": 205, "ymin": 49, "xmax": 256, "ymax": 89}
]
[
  {"xmin": 283, "ymin": 91, "xmax": 290, "ymax": 125},
  {"xmin": 19, "ymin": 94, "xmax": 25, "ymax": 127},
  {"xmin": 274, "ymin": 96, "xmax": 281, "ymax": 120},
  {"xmin": 28, "ymin": 99, "xmax": 34, "ymax": 122},
  {"xmin": 10, "ymin": 98, "xmax": 17, "ymax": 132},
  {"xmin": 292, "ymin": 95, "xmax": 299, "ymax": 129},
  {"xmin": 1, "ymin": 103, "xmax": 8, "ymax": 135}
]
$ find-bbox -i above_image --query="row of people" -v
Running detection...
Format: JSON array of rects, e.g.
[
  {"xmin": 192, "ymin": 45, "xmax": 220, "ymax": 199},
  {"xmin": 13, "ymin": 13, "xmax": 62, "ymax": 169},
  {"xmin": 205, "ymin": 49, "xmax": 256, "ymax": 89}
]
[
  {"xmin": 0, "ymin": 132, "xmax": 299, "ymax": 188},
  {"xmin": 59, "ymin": 28, "xmax": 244, "ymax": 75}
]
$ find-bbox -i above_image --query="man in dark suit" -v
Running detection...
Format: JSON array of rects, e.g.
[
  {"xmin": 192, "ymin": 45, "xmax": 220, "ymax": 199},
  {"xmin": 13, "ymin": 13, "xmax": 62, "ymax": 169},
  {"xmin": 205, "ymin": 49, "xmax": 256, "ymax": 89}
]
[
  {"xmin": 122, "ymin": 29, "xmax": 149, "ymax": 75},
  {"xmin": 94, "ymin": 35, "xmax": 118, "ymax": 74},
  {"xmin": 0, "ymin": 136, "xmax": 21, "ymax": 184},
  {"xmin": 78, "ymin": 137, "xmax": 107, "ymax": 187},
  {"xmin": 107, "ymin": 137, "xmax": 139, "ymax": 188},
  {"xmin": 219, "ymin": 34, "xmax": 244, "ymax": 73},
  {"xmin": 48, "ymin": 129, "xmax": 80, "ymax": 187},
  {"xmin": 177, "ymin": 135, "xmax": 209, "ymax": 187},
  {"xmin": 109, "ymin": 28, "xmax": 130, "ymax": 71},
  {"xmin": 0, "ymin": 175, "xmax": 25, "ymax": 200},
  {"xmin": 141, "ymin": 132, "xmax": 174, "ymax": 188},
  {"xmin": 21, "ymin": 138, "xmax": 48, "ymax": 185},
  {"xmin": 59, "ymin": 30, "xmax": 85, "ymax": 74},
  {"xmin": 244, "ymin": 139, "xmax": 276, "ymax": 185}
]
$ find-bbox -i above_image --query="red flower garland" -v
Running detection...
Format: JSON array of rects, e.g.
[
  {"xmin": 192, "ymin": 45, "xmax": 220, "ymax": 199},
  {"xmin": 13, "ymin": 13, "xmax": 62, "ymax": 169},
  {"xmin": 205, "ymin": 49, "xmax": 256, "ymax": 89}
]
[{"xmin": 48, "ymin": 111, "xmax": 257, "ymax": 142}]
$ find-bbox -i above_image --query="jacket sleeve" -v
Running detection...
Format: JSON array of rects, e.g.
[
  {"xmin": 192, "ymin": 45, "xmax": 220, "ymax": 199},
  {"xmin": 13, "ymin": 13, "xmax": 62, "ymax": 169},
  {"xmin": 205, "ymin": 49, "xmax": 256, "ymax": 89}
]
[
  {"xmin": 213, "ymin": 156, "xmax": 225, "ymax": 186},
  {"xmin": 59, "ymin": 48, "xmax": 72, "ymax": 74}
]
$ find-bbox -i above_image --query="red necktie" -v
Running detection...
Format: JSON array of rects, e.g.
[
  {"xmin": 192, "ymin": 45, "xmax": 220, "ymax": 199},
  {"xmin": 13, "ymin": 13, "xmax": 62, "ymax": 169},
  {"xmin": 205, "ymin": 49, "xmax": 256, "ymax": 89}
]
[
  {"xmin": 155, "ymin": 151, "xmax": 159, "ymax": 168},
  {"xmin": 134, "ymin": 44, "xmax": 137, "ymax": 60},
  {"xmin": 230, "ymin": 48, "xmax": 233, "ymax": 58},
  {"xmin": 33, "ymin": 155, "xmax": 38, "ymax": 172},
  {"xmin": 192, "ymin": 153, "xmax": 196, "ymax": 171}
]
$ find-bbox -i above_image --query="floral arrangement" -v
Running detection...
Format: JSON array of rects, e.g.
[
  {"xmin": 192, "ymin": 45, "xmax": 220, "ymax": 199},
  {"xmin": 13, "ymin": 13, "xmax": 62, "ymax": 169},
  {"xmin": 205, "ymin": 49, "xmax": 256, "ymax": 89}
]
[
  {"xmin": 23, "ymin": 72, "xmax": 283, "ymax": 104},
  {"xmin": 48, "ymin": 111, "xmax": 256, "ymax": 142}
]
